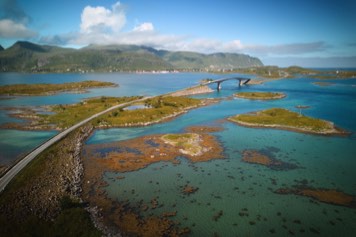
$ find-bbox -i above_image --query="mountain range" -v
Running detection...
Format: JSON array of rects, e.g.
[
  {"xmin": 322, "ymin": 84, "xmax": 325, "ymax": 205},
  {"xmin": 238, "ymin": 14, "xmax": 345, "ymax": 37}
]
[{"xmin": 0, "ymin": 41, "xmax": 263, "ymax": 73}]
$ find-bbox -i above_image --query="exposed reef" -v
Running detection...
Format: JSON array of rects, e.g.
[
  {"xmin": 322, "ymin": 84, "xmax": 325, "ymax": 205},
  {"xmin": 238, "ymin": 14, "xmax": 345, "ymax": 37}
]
[
  {"xmin": 83, "ymin": 130, "xmax": 223, "ymax": 173},
  {"xmin": 241, "ymin": 149, "xmax": 299, "ymax": 170},
  {"xmin": 275, "ymin": 187, "xmax": 356, "ymax": 208},
  {"xmin": 182, "ymin": 185, "xmax": 199, "ymax": 195},
  {"xmin": 81, "ymin": 125, "xmax": 224, "ymax": 236}
]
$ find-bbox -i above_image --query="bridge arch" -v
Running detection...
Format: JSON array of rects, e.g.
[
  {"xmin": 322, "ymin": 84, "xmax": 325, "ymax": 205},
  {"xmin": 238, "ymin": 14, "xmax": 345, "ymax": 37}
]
[{"xmin": 203, "ymin": 77, "xmax": 251, "ymax": 91}]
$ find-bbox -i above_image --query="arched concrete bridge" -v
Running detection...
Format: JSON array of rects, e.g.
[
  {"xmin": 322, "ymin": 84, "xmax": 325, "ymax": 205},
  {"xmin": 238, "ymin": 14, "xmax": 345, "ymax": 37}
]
[{"xmin": 203, "ymin": 77, "xmax": 251, "ymax": 91}]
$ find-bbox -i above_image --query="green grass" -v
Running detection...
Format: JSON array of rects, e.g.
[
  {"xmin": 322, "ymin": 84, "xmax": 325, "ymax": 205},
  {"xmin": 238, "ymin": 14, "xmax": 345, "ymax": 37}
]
[
  {"xmin": 310, "ymin": 70, "xmax": 356, "ymax": 79},
  {"xmin": 0, "ymin": 80, "xmax": 117, "ymax": 95},
  {"xmin": 96, "ymin": 96, "xmax": 202, "ymax": 127},
  {"xmin": 229, "ymin": 108, "xmax": 333, "ymax": 132},
  {"xmin": 0, "ymin": 200, "xmax": 101, "ymax": 237},
  {"xmin": 234, "ymin": 92, "xmax": 285, "ymax": 99},
  {"xmin": 163, "ymin": 133, "xmax": 194, "ymax": 141},
  {"xmin": 39, "ymin": 96, "xmax": 141, "ymax": 129},
  {"xmin": 36, "ymin": 96, "xmax": 201, "ymax": 129}
]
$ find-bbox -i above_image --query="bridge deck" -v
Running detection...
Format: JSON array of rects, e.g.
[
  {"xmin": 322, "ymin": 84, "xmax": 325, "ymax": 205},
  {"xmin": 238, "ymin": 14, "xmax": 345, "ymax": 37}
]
[{"xmin": 203, "ymin": 77, "xmax": 251, "ymax": 90}]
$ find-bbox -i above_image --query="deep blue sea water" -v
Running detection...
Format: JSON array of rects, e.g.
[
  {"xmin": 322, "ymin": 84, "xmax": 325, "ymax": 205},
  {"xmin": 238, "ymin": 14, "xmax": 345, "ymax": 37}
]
[{"xmin": 1, "ymin": 72, "xmax": 356, "ymax": 236}]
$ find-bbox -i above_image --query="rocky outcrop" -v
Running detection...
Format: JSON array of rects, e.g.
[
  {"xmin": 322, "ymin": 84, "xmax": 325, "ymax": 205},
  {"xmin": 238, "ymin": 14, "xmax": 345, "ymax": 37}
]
[{"xmin": 0, "ymin": 124, "xmax": 93, "ymax": 222}]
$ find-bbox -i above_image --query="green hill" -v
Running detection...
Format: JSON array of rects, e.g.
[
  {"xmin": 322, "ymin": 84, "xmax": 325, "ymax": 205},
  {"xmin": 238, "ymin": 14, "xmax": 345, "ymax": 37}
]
[
  {"xmin": 160, "ymin": 51, "xmax": 262, "ymax": 70},
  {"xmin": 0, "ymin": 41, "xmax": 263, "ymax": 73}
]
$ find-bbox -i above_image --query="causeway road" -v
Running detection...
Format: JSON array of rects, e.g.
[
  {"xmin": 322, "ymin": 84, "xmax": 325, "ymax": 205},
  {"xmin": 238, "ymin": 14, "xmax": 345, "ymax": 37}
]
[{"xmin": 0, "ymin": 96, "xmax": 150, "ymax": 192}]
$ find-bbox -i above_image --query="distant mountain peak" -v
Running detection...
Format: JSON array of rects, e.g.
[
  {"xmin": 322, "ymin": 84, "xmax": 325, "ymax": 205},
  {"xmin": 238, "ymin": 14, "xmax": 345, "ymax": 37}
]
[
  {"xmin": 0, "ymin": 41, "xmax": 263, "ymax": 72},
  {"xmin": 11, "ymin": 41, "xmax": 47, "ymax": 52}
]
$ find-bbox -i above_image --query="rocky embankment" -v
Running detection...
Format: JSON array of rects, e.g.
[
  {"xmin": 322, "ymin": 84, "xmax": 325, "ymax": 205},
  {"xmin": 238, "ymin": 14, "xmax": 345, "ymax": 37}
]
[
  {"xmin": 169, "ymin": 85, "xmax": 213, "ymax": 96},
  {"xmin": 0, "ymin": 124, "xmax": 93, "ymax": 222}
]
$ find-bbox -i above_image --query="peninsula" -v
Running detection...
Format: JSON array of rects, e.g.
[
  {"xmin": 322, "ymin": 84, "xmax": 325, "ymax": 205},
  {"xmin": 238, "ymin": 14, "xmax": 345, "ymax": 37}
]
[
  {"xmin": 228, "ymin": 108, "xmax": 348, "ymax": 135},
  {"xmin": 2, "ymin": 95, "xmax": 215, "ymax": 131},
  {"xmin": 0, "ymin": 80, "xmax": 117, "ymax": 96}
]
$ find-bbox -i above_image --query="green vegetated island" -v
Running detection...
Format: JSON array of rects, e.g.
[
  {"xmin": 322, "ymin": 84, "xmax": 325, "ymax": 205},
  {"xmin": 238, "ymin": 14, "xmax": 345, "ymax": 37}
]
[
  {"xmin": 228, "ymin": 108, "xmax": 348, "ymax": 136},
  {"xmin": 0, "ymin": 80, "xmax": 117, "ymax": 96},
  {"xmin": 229, "ymin": 91, "xmax": 348, "ymax": 136},
  {"xmin": 234, "ymin": 91, "xmax": 286, "ymax": 100}
]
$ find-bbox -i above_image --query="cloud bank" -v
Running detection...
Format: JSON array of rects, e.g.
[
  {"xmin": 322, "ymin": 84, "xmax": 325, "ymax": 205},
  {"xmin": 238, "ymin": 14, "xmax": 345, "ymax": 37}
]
[
  {"xmin": 0, "ymin": 19, "xmax": 37, "ymax": 38},
  {"xmin": 37, "ymin": 1, "xmax": 329, "ymax": 58},
  {"xmin": 0, "ymin": 0, "xmax": 37, "ymax": 39}
]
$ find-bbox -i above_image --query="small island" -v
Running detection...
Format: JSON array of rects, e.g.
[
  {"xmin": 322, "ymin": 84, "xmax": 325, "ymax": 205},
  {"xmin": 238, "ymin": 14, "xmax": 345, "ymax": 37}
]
[
  {"xmin": 228, "ymin": 108, "xmax": 348, "ymax": 135},
  {"xmin": 161, "ymin": 133, "xmax": 205, "ymax": 156},
  {"xmin": 81, "ymin": 125, "xmax": 224, "ymax": 235},
  {"xmin": 234, "ymin": 92, "xmax": 286, "ymax": 100},
  {"xmin": 0, "ymin": 80, "xmax": 117, "ymax": 96},
  {"xmin": 313, "ymin": 81, "xmax": 334, "ymax": 87},
  {"xmin": 84, "ymin": 128, "xmax": 224, "ymax": 173}
]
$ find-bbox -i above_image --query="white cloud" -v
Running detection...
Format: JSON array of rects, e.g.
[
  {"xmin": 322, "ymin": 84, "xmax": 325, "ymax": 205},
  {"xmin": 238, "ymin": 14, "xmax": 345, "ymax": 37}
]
[
  {"xmin": 80, "ymin": 1, "xmax": 126, "ymax": 34},
  {"xmin": 133, "ymin": 22, "xmax": 154, "ymax": 32},
  {"xmin": 0, "ymin": 19, "xmax": 37, "ymax": 38},
  {"xmin": 40, "ymin": 1, "xmax": 329, "ymax": 59}
]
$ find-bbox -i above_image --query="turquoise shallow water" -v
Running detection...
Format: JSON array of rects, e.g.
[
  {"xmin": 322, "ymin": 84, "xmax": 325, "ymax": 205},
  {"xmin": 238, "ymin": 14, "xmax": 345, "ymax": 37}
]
[
  {"xmin": 1, "ymin": 72, "xmax": 356, "ymax": 236},
  {"xmin": 85, "ymin": 76, "xmax": 356, "ymax": 236}
]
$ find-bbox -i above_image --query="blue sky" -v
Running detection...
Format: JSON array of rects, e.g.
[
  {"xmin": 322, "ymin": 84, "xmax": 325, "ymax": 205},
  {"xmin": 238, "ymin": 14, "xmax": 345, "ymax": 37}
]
[{"xmin": 1, "ymin": 0, "xmax": 355, "ymax": 67}]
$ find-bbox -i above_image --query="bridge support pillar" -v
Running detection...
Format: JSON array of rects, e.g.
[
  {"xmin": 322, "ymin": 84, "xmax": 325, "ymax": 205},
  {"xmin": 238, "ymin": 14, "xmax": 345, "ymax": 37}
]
[
  {"xmin": 238, "ymin": 79, "xmax": 242, "ymax": 87},
  {"xmin": 217, "ymin": 82, "xmax": 222, "ymax": 91}
]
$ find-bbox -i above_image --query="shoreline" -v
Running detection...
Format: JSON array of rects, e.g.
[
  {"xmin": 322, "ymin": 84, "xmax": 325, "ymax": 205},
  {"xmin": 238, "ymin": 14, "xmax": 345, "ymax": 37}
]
[
  {"xmin": 96, "ymin": 98, "xmax": 220, "ymax": 129},
  {"xmin": 234, "ymin": 92, "xmax": 286, "ymax": 100},
  {"xmin": 0, "ymin": 81, "xmax": 118, "ymax": 97},
  {"xmin": 1, "ymin": 82, "xmax": 220, "ymax": 131},
  {"xmin": 227, "ymin": 118, "xmax": 349, "ymax": 136}
]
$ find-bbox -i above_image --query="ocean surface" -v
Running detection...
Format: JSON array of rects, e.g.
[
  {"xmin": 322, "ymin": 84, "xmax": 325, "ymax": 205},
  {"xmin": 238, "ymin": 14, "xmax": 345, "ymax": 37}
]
[{"xmin": 1, "ymin": 72, "xmax": 356, "ymax": 236}]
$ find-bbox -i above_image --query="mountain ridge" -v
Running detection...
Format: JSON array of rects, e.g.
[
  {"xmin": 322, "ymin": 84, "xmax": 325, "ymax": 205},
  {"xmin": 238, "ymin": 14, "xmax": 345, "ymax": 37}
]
[{"xmin": 0, "ymin": 41, "xmax": 263, "ymax": 72}]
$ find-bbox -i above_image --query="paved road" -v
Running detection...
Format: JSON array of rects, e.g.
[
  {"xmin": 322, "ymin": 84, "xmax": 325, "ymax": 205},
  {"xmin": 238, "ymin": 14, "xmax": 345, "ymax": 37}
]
[{"xmin": 0, "ymin": 96, "xmax": 150, "ymax": 192}]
